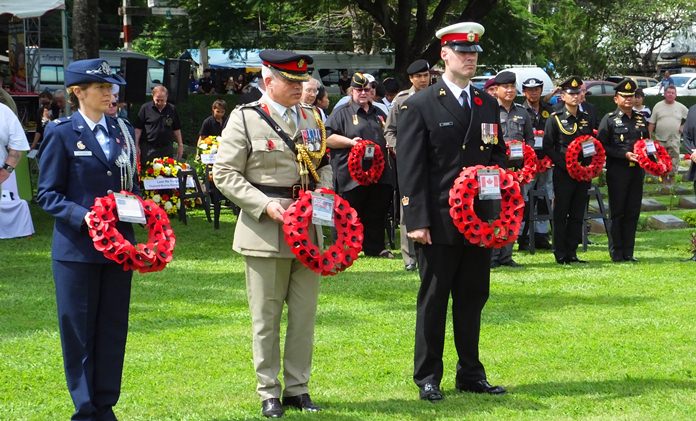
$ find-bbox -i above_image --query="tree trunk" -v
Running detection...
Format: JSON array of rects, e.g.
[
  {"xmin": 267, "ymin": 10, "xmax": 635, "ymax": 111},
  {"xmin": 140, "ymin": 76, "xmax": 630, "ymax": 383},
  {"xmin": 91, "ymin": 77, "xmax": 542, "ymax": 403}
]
[{"xmin": 72, "ymin": 0, "xmax": 100, "ymax": 60}]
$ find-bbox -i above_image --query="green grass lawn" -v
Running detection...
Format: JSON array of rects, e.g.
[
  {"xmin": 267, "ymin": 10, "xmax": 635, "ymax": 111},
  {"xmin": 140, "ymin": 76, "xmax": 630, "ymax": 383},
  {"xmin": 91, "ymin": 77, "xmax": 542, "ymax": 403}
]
[{"xmin": 2, "ymin": 204, "xmax": 696, "ymax": 420}]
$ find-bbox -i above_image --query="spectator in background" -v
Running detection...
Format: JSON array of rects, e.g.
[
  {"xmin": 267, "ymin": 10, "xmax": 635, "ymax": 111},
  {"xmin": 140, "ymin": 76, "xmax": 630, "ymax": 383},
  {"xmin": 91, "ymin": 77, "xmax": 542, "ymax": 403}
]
[
  {"xmin": 337, "ymin": 70, "xmax": 351, "ymax": 95},
  {"xmin": 658, "ymin": 70, "xmax": 674, "ymax": 94},
  {"xmin": 381, "ymin": 77, "xmax": 400, "ymax": 110},
  {"xmin": 683, "ymin": 103, "xmax": 696, "ymax": 196},
  {"xmin": 0, "ymin": 86, "xmax": 18, "ymax": 115},
  {"xmin": 198, "ymin": 68, "xmax": 216, "ymax": 94},
  {"xmin": 332, "ymin": 73, "xmax": 389, "ymax": 115},
  {"xmin": 189, "ymin": 72, "xmax": 199, "ymax": 93},
  {"xmin": 238, "ymin": 75, "xmax": 265, "ymax": 104},
  {"xmin": 633, "ymin": 88, "xmax": 651, "ymax": 119},
  {"xmin": 225, "ymin": 75, "xmax": 237, "ymax": 94},
  {"xmin": 199, "ymin": 99, "xmax": 227, "ymax": 139},
  {"xmin": 648, "ymin": 85, "xmax": 688, "ymax": 191},
  {"xmin": 234, "ymin": 73, "xmax": 246, "ymax": 94},
  {"xmin": 134, "ymin": 85, "xmax": 184, "ymax": 165},
  {"xmin": 301, "ymin": 78, "xmax": 320, "ymax": 106},
  {"xmin": 31, "ymin": 91, "xmax": 60, "ymax": 149},
  {"xmin": 484, "ymin": 78, "xmax": 497, "ymax": 97},
  {"xmin": 314, "ymin": 85, "xmax": 329, "ymax": 122},
  {"xmin": 1, "ymin": 101, "xmax": 29, "ymax": 193}
]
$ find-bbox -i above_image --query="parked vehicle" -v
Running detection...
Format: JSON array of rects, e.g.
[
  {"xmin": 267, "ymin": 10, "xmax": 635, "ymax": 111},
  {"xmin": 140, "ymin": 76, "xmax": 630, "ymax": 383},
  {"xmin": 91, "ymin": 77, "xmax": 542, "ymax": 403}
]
[
  {"xmin": 605, "ymin": 75, "xmax": 659, "ymax": 89},
  {"xmin": 471, "ymin": 75, "xmax": 494, "ymax": 90},
  {"xmin": 36, "ymin": 48, "xmax": 163, "ymax": 94},
  {"xmin": 583, "ymin": 80, "xmax": 617, "ymax": 96},
  {"xmin": 643, "ymin": 73, "xmax": 696, "ymax": 96},
  {"xmin": 502, "ymin": 67, "xmax": 555, "ymax": 95}
]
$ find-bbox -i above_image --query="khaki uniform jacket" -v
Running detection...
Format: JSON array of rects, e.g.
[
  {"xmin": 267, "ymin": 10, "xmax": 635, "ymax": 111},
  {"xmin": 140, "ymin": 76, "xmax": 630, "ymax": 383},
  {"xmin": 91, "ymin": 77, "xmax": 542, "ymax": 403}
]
[
  {"xmin": 213, "ymin": 97, "xmax": 332, "ymax": 258},
  {"xmin": 384, "ymin": 87, "xmax": 416, "ymax": 149}
]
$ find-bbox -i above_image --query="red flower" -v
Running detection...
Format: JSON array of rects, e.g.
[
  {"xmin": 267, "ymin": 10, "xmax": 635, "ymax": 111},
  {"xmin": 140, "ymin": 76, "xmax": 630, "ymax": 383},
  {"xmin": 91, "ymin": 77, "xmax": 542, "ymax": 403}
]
[
  {"xmin": 633, "ymin": 139, "xmax": 672, "ymax": 176},
  {"xmin": 473, "ymin": 96, "xmax": 483, "ymax": 106},
  {"xmin": 505, "ymin": 141, "xmax": 538, "ymax": 185},
  {"xmin": 565, "ymin": 135, "xmax": 606, "ymax": 182},
  {"xmin": 347, "ymin": 140, "xmax": 385, "ymax": 185},
  {"xmin": 267, "ymin": 139, "xmax": 275, "ymax": 150}
]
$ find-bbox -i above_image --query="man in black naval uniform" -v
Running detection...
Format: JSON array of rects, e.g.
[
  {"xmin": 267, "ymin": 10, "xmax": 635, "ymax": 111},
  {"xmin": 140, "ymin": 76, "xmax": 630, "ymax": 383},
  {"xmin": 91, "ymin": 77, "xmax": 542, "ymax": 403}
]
[
  {"xmin": 597, "ymin": 79, "xmax": 648, "ymax": 262},
  {"xmin": 397, "ymin": 21, "xmax": 507, "ymax": 401},
  {"xmin": 489, "ymin": 70, "xmax": 533, "ymax": 268},
  {"xmin": 542, "ymin": 76, "xmax": 594, "ymax": 264}
]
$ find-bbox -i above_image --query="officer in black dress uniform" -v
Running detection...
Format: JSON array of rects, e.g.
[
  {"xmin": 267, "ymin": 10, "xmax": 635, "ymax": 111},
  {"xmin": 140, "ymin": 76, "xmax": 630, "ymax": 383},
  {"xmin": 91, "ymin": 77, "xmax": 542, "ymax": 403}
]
[
  {"xmin": 597, "ymin": 79, "xmax": 647, "ymax": 262},
  {"xmin": 398, "ymin": 22, "xmax": 507, "ymax": 401},
  {"xmin": 542, "ymin": 76, "xmax": 593, "ymax": 264},
  {"xmin": 36, "ymin": 58, "xmax": 139, "ymax": 421}
]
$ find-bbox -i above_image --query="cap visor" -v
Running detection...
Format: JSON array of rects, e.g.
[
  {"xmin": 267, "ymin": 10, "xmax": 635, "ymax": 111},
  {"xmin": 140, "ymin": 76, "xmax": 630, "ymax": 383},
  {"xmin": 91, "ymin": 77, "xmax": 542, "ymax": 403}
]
[
  {"xmin": 104, "ymin": 74, "xmax": 127, "ymax": 86},
  {"xmin": 279, "ymin": 71, "xmax": 310, "ymax": 82},
  {"xmin": 449, "ymin": 44, "xmax": 483, "ymax": 53},
  {"xmin": 564, "ymin": 88, "xmax": 581, "ymax": 94}
]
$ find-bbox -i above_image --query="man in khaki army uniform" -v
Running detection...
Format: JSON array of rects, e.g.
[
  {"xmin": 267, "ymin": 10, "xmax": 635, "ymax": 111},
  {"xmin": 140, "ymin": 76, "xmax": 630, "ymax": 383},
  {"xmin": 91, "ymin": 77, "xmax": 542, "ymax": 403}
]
[
  {"xmin": 213, "ymin": 50, "xmax": 331, "ymax": 419},
  {"xmin": 384, "ymin": 59, "xmax": 431, "ymax": 271}
]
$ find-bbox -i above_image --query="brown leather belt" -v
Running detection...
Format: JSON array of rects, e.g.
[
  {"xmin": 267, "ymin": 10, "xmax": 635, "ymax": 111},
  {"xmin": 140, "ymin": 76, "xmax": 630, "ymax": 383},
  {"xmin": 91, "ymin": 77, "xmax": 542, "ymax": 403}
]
[{"xmin": 252, "ymin": 184, "xmax": 303, "ymax": 199}]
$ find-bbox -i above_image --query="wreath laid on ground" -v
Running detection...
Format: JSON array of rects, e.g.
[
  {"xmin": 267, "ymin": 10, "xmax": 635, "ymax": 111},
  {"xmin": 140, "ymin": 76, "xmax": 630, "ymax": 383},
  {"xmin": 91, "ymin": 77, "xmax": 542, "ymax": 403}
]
[
  {"xmin": 534, "ymin": 130, "xmax": 553, "ymax": 174},
  {"xmin": 505, "ymin": 140, "xmax": 538, "ymax": 185},
  {"xmin": 196, "ymin": 136, "xmax": 220, "ymax": 181},
  {"xmin": 347, "ymin": 140, "xmax": 385, "ymax": 185},
  {"xmin": 282, "ymin": 188, "xmax": 364, "ymax": 276},
  {"xmin": 85, "ymin": 191, "xmax": 175, "ymax": 273},
  {"xmin": 633, "ymin": 139, "xmax": 673, "ymax": 177},
  {"xmin": 448, "ymin": 165, "xmax": 525, "ymax": 248},
  {"xmin": 565, "ymin": 135, "xmax": 606, "ymax": 182}
]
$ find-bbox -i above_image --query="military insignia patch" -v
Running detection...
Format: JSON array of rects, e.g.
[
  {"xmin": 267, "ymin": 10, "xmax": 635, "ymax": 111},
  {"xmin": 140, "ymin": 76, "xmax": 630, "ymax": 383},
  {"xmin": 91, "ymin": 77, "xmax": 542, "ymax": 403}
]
[
  {"xmin": 571, "ymin": 79, "xmax": 578, "ymax": 87},
  {"xmin": 77, "ymin": 141, "xmax": 86, "ymax": 150},
  {"xmin": 625, "ymin": 82, "xmax": 631, "ymax": 90},
  {"xmin": 467, "ymin": 32, "xmax": 476, "ymax": 42},
  {"xmin": 439, "ymin": 88, "xmax": 446, "ymax": 96},
  {"xmin": 541, "ymin": 110, "xmax": 550, "ymax": 118},
  {"xmin": 297, "ymin": 59, "xmax": 305, "ymax": 69},
  {"xmin": 401, "ymin": 196, "xmax": 410, "ymax": 206}
]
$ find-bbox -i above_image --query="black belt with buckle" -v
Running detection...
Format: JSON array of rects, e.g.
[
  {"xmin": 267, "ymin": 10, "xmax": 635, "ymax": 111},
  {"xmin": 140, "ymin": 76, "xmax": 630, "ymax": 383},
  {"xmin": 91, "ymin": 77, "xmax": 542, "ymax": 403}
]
[{"xmin": 252, "ymin": 184, "xmax": 304, "ymax": 199}]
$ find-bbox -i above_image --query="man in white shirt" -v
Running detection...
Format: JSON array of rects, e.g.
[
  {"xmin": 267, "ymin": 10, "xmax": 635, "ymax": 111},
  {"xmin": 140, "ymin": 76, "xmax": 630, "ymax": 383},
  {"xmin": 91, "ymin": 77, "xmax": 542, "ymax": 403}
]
[
  {"xmin": 649, "ymin": 85, "xmax": 688, "ymax": 190},
  {"xmin": 0, "ymin": 102, "xmax": 30, "ymax": 193}
]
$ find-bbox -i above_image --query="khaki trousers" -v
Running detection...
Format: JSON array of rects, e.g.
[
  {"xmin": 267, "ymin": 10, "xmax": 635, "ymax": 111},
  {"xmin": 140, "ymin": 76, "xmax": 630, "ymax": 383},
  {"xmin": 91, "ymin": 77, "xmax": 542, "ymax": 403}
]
[{"xmin": 244, "ymin": 255, "xmax": 320, "ymax": 400}]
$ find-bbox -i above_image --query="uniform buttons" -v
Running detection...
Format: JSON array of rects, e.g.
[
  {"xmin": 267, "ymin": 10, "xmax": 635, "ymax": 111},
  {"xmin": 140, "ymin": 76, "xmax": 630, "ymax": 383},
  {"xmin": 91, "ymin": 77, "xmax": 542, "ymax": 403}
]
[
  {"xmin": 107, "ymin": 189, "xmax": 114, "ymax": 195},
  {"xmin": 107, "ymin": 170, "xmax": 113, "ymax": 176}
]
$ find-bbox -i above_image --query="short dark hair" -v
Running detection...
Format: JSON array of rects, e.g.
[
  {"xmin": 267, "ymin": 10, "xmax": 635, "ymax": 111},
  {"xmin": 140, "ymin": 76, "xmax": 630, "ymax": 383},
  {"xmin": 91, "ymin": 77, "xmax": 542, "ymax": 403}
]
[
  {"xmin": 634, "ymin": 88, "xmax": 644, "ymax": 98},
  {"xmin": 212, "ymin": 99, "xmax": 227, "ymax": 110}
]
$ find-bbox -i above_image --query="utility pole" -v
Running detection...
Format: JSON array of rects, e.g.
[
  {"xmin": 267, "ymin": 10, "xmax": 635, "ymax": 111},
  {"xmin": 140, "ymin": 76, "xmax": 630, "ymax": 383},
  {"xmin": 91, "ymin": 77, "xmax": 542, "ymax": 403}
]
[{"xmin": 123, "ymin": 0, "xmax": 132, "ymax": 51}]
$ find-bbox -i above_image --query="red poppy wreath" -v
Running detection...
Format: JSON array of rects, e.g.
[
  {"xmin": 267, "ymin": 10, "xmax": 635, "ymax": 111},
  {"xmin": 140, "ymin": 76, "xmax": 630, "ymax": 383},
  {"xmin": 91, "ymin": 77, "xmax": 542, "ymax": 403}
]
[
  {"xmin": 85, "ymin": 191, "xmax": 176, "ymax": 273},
  {"xmin": 533, "ymin": 130, "xmax": 554, "ymax": 174},
  {"xmin": 348, "ymin": 139, "xmax": 385, "ymax": 185},
  {"xmin": 565, "ymin": 135, "xmax": 606, "ymax": 182},
  {"xmin": 448, "ymin": 165, "xmax": 525, "ymax": 248},
  {"xmin": 283, "ymin": 188, "xmax": 364, "ymax": 276},
  {"xmin": 633, "ymin": 139, "xmax": 672, "ymax": 177},
  {"xmin": 505, "ymin": 140, "xmax": 538, "ymax": 185}
]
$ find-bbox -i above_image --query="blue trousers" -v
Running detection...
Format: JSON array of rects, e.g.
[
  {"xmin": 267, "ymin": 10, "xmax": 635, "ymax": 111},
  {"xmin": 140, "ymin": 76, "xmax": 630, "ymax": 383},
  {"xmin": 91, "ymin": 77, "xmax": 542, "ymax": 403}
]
[{"xmin": 52, "ymin": 260, "xmax": 132, "ymax": 421}]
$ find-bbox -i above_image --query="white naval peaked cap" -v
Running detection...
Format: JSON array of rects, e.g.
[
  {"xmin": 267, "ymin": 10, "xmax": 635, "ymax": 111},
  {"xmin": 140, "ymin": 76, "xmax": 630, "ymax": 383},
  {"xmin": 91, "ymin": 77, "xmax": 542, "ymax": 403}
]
[{"xmin": 436, "ymin": 22, "xmax": 485, "ymax": 53}]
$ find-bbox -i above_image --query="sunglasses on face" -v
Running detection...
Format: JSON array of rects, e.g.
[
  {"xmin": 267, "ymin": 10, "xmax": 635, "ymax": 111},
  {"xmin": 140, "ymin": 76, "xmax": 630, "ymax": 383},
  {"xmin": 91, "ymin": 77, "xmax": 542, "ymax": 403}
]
[{"xmin": 354, "ymin": 88, "xmax": 370, "ymax": 93}]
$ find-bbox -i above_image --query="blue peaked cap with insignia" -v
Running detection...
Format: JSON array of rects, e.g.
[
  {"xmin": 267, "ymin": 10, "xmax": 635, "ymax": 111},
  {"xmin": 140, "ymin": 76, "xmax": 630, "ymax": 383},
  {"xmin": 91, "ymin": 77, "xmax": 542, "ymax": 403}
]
[{"xmin": 64, "ymin": 59, "xmax": 126, "ymax": 87}]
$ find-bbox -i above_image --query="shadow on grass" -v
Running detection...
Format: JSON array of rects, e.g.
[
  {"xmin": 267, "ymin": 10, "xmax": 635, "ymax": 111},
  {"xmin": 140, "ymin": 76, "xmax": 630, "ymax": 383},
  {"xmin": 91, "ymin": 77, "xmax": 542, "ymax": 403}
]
[{"xmin": 512, "ymin": 377, "xmax": 696, "ymax": 399}]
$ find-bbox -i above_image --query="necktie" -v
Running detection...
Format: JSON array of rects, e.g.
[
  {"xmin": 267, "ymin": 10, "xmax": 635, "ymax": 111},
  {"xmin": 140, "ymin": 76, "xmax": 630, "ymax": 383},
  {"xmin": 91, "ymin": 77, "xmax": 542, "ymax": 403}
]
[
  {"xmin": 283, "ymin": 108, "xmax": 297, "ymax": 132},
  {"xmin": 93, "ymin": 125, "xmax": 110, "ymax": 159},
  {"xmin": 461, "ymin": 90, "xmax": 471, "ymax": 111}
]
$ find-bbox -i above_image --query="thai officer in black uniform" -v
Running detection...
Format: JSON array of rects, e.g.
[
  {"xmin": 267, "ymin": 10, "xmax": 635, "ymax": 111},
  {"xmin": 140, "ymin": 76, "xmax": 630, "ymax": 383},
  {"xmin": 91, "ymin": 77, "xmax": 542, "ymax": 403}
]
[
  {"xmin": 598, "ymin": 79, "xmax": 647, "ymax": 262},
  {"xmin": 489, "ymin": 71, "xmax": 533, "ymax": 268},
  {"xmin": 398, "ymin": 22, "xmax": 507, "ymax": 401},
  {"xmin": 36, "ymin": 59, "xmax": 139, "ymax": 421},
  {"xmin": 326, "ymin": 72, "xmax": 395, "ymax": 258},
  {"xmin": 542, "ymin": 76, "xmax": 593, "ymax": 264}
]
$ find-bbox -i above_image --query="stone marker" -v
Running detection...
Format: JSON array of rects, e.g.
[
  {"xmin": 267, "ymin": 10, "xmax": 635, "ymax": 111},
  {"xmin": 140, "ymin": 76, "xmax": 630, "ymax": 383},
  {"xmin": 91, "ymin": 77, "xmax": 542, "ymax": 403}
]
[
  {"xmin": 641, "ymin": 198, "xmax": 667, "ymax": 211},
  {"xmin": 679, "ymin": 196, "xmax": 696, "ymax": 209},
  {"xmin": 647, "ymin": 214, "xmax": 687, "ymax": 230}
]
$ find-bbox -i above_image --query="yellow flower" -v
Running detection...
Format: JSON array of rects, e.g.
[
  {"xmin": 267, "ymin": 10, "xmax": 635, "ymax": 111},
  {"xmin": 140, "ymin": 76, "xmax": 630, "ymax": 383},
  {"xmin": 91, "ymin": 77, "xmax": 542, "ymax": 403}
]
[
  {"xmin": 164, "ymin": 201, "xmax": 173, "ymax": 212},
  {"xmin": 153, "ymin": 194, "xmax": 161, "ymax": 203}
]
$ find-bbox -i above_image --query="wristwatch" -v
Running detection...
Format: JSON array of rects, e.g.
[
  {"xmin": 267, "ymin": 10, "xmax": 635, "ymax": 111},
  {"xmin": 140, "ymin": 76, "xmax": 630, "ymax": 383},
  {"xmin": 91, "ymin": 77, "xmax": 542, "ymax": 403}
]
[{"xmin": 2, "ymin": 163, "xmax": 14, "ymax": 173}]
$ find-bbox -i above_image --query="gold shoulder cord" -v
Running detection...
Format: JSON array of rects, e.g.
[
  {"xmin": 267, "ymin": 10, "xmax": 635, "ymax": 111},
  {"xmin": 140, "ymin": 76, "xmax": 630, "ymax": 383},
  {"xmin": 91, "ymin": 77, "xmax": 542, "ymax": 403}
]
[
  {"xmin": 554, "ymin": 114, "xmax": 577, "ymax": 136},
  {"xmin": 295, "ymin": 107, "xmax": 328, "ymax": 185}
]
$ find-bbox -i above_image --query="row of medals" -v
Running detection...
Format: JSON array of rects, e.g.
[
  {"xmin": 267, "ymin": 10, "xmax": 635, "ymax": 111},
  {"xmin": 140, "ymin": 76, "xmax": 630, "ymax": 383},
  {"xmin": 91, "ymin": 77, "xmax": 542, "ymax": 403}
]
[{"xmin": 300, "ymin": 128, "xmax": 323, "ymax": 152}]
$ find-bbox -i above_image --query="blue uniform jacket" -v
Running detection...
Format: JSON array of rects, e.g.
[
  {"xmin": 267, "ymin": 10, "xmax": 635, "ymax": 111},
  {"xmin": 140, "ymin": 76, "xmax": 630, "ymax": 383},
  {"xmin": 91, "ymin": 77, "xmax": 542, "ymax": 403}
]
[{"xmin": 37, "ymin": 112, "xmax": 139, "ymax": 263}]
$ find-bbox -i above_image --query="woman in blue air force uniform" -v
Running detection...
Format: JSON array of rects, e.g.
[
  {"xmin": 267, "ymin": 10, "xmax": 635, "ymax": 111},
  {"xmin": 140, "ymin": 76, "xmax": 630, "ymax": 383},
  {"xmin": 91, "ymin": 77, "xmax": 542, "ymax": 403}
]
[{"xmin": 37, "ymin": 59, "xmax": 139, "ymax": 421}]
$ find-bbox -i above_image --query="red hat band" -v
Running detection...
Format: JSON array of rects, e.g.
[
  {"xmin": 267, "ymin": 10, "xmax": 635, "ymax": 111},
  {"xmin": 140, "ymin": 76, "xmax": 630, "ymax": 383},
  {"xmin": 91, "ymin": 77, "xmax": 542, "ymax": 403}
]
[
  {"xmin": 441, "ymin": 32, "xmax": 479, "ymax": 46},
  {"xmin": 263, "ymin": 59, "xmax": 307, "ymax": 73}
]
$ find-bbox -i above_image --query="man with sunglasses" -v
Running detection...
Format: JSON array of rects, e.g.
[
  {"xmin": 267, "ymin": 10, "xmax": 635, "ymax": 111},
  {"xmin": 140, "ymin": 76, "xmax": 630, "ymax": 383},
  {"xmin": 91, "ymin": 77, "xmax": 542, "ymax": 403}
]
[{"xmin": 597, "ymin": 79, "xmax": 648, "ymax": 262}]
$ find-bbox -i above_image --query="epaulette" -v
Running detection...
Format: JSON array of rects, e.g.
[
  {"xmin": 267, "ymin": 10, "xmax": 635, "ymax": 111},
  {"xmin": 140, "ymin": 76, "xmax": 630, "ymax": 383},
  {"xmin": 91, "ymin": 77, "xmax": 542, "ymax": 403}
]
[
  {"xmin": 237, "ymin": 100, "xmax": 261, "ymax": 109},
  {"xmin": 608, "ymin": 109, "xmax": 620, "ymax": 117},
  {"xmin": 550, "ymin": 110, "xmax": 563, "ymax": 116},
  {"xmin": 395, "ymin": 90, "xmax": 410, "ymax": 98},
  {"xmin": 51, "ymin": 116, "xmax": 71, "ymax": 125}
]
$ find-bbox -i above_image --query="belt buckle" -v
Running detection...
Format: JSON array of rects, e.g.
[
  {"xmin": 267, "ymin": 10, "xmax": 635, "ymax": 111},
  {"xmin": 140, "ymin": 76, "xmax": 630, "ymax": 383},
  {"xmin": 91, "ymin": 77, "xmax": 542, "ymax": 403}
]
[{"xmin": 292, "ymin": 184, "xmax": 302, "ymax": 199}]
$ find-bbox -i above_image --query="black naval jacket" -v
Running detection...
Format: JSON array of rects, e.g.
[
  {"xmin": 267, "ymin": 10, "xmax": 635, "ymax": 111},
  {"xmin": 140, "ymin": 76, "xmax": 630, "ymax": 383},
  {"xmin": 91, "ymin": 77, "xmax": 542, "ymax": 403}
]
[
  {"xmin": 597, "ymin": 109, "xmax": 648, "ymax": 167},
  {"xmin": 542, "ymin": 107, "xmax": 593, "ymax": 169},
  {"xmin": 325, "ymin": 101, "xmax": 394, "ymax": 193},
  {"xmin": 397, "ymin": 78, "xmax": 507, "ymax": 246}
]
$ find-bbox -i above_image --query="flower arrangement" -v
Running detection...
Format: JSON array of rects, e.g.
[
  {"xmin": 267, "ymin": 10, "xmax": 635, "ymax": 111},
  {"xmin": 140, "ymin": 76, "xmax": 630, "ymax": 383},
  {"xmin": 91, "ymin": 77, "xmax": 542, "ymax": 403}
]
[
  {"xmin": 633, "ymin": 139, "xmax": 672, "ymax": 177},
  {"xmin": 505, "ymin": 140, "xmax": 538, "ymax": 185},
  {"xmin": 565, "ymin": 135, "xmax": 606, "ymax": 182},
  {"xmin": 348, "ymin": 139, "xmax": 385, "ymax": 186},
  {"xmin": 141, "ymin": 157, "xmax": 195, "ymax": 215}
]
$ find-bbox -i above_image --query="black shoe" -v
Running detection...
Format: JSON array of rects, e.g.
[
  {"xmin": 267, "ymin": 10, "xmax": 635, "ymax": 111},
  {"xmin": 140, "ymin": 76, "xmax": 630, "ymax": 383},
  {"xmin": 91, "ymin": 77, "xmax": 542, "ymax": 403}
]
[
  {"xmin": 611, "ymin": 257, "xmax": 624, "ymax": 263},
  {"xmin": 456, "ymin": 379, "xmax": 507, "ymax": 395},
  {"xmin": 518, "ymin": 242, "xmax": 529, "ymax": 251},
  {"xmin": 283, "ymin": 393, "xmax": 321, "ymax": 412},
  {"xmin": 490, "ymin": 261, "xmax": 501, "ymax": 269},
  {"xmin": 556, "ymin": 258, "xmax": 569, "ymax": 265},
  {"xmin": 567, "ymin": 256, "xmax": 588, "ymax": 264},
  {"xmin": 624, "ymin": 256, "xmax": 638, "ymax": 262},
  {"xmin": 378, "ymin": 249, "xmax": 395, "ymax": 259},
  {"xmin": 405, "ymin": 263, "xmax": 417, "ymax": 271},
  {"xmin": 501, "ymin": 260, "xmax": 523, "ymax": 268},
  {"xmin": 262, "ymin": 398, "xmax": 284, "ymax": 418},
  {"xmin": 419, "ymin": 383, "xmax": 443, "ymax": 401}
]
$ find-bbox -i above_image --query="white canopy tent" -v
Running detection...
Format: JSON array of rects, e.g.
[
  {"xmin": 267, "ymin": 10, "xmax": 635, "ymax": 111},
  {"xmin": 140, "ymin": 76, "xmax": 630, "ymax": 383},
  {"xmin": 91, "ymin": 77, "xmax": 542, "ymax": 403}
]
[{"xmin": 0, "ymin": 0, "xmax": 65, "ymax": 18}]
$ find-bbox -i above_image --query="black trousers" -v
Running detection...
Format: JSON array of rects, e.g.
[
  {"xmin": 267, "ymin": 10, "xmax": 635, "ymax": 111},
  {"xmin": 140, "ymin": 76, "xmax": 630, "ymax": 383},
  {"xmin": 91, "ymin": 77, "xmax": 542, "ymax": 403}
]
[
  {"xmin": 552, "ymin": 167, "xmax": 590, "ymax": 262},
  {"xmin": 413, "ymin": 243, "xmax": 491, "ymax": 387},
  {"xmin": 53, "ymin": 260, "xmax": 132, "ymax": 421},
  {"xmin": 607, "ymin": 164, "xmax": 644, "ymax": 260},
  {"xmin": 342, "ymin": 183, "xmax": 393, "ymax": 256}
]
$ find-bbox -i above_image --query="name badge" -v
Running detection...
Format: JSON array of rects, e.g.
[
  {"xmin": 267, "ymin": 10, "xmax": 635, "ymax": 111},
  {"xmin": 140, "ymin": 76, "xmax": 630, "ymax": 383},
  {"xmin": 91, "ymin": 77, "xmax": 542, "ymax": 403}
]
[
  {"xmin": 74, "ymin": 150, "xmax": 93, "ymax": 157},
  {"xmin": 582, "ymin": 140, "xmax": 596, "ymax": 158},
  {"xmin": 477, "ymin": 169, "xmax": 501, "ymax": 200},
  {"xmin": 113, "ymin": 192, "xmax": 146, "ymax": 224},
  {"xmin": 311, "ymin": 192, "xmax": 335, "ymax": 226},
  {"xmin": 534, "ymin": 136, "xmax": 543, "ymax": 149},
  {"xmin": 438, "ymin": 121, "xmax": 454, "ymax": 127},
  {"xmin": 509, "ymin": 141, "xmax": 524, "ymax": 160},
  {"xmin": 645, "ymin": 140, "xmax": 657, "ymax": 155},
  {"xmin": 364, "ymin": 145, "xmax": 375, "ymax": 160}
]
